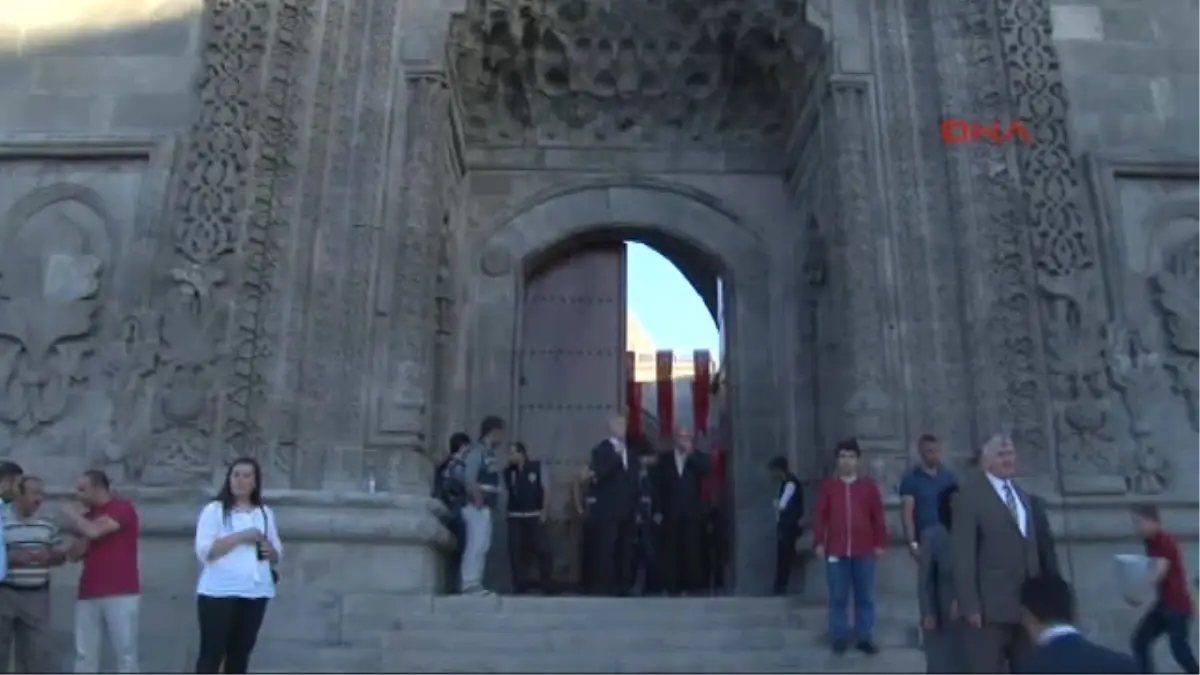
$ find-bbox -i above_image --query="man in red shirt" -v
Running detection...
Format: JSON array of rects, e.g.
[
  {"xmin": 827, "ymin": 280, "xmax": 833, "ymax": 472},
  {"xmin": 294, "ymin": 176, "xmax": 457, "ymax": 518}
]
[
  {"xmin": 60, "ymin": 470, "xmax": 140, "ymax": 673},
  {"xmin": 812, "ymin": 438, "xmax": 886, "ymax": 656},
  {"xmin": 1129, "ymin": 505, "xmax": 1198, "ymax": 674}
]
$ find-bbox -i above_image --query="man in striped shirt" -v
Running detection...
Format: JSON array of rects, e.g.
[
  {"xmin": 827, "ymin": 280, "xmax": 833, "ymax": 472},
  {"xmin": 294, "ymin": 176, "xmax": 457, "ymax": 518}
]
[
  {"xmin": 0, "ymin": 476, "xmax": 66, "ymax": 672},
  {"xmin": 0, "ymin": 461, "xmax": 26, "ymax": 585}
]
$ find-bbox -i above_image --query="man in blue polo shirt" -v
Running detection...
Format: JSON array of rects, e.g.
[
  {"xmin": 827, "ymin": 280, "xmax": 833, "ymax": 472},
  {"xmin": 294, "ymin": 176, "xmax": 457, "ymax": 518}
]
[{"xmin": 899, "ymin": 434, "xmax": 956, "ymax": 560}]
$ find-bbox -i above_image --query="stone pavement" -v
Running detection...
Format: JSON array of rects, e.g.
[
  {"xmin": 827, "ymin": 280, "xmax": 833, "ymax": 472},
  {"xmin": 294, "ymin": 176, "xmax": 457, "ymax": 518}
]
[{"xmin": 375, "ymin": 596, "xmax": 924, "ymax": 674}]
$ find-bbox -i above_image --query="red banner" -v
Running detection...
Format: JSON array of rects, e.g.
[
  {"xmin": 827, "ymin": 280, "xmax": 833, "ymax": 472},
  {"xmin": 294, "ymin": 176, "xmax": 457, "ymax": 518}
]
[
  {"xmin": 625, "ymin": 351, "xmax": 641, "ymax": 440},
  {"xmin": 692, "ymin": 349, "xmax": 711, "ymax": 438},
  {"xmin": 656, "ymin": 350, "xmax": 674, "ymax": 441}
]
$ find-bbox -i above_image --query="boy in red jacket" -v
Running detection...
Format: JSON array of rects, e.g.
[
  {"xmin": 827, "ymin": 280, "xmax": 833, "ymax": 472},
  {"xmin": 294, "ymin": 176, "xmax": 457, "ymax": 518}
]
[{"xmin": 813, "ymin": 438, "xmax": 887, "ymax": 655}]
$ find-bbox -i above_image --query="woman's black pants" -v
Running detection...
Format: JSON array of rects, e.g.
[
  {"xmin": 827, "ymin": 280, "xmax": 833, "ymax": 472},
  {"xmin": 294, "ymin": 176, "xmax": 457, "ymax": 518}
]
[{"xmin": 195, "ymin": 595, "xmax": 269, "ymax": 674}]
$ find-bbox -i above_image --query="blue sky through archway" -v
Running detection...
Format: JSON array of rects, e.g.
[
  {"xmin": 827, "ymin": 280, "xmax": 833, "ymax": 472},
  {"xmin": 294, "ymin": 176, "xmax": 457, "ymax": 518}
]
[{"xmin": 625, "ymin": 242, "xmax": 720, "ymax": 359}]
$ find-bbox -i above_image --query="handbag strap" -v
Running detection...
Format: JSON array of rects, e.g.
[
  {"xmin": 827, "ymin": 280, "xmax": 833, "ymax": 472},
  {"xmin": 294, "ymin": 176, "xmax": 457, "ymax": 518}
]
[{"xmin": 258, "ymin": 506, "xmax": 271, "ymax": 541}]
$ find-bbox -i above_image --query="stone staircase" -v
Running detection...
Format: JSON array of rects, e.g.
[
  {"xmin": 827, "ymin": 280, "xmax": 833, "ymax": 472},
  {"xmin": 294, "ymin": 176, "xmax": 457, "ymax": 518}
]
[{"xmin": 374, "ymin": 596, "xmax": 924, "ymax": 673}]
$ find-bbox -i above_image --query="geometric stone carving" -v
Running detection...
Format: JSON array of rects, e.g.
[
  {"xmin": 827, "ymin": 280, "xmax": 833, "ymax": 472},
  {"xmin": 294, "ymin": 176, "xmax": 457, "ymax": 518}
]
[
  {"xmin": 449, "ymin": 0, "xmax": 822, "ymax": 146},
  {"xmin": 0, "ymin": 185, "xmax": 112, "ymax": 433},
  {"xmin": 995, "ymin": 0, "xmax": 1117, "ymax": 491}
]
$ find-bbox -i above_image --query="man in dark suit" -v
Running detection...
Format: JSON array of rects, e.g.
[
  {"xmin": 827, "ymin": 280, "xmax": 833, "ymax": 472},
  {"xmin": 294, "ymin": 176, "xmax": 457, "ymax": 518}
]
[
  {"xmin": 654, "ymin": 426, "xmax": 709, "ymax": 595},
  {"xmin": 588, "ymin": 415, "xmax": 640, "ymax": 596},
  {"xmin": 952, "ymin": 433, "xmax": 1061, "ymax": 673},
  {"xmin": 1017, "ymin": 575, "xmax": 1137, "ymax": 673}
]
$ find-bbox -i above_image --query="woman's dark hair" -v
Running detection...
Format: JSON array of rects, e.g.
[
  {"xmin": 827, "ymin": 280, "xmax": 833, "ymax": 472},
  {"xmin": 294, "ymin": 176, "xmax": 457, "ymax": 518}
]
[
  {"xmin": 936, "ymin": 484, "xmax": 959, "ymax": 530},
  {"xmin": 511, "ymin": 441, "xmax": 528, "ymax": 457},
  {"xmin": 218, "ymin": 457, "xmax": 263, "ymax": 521}
]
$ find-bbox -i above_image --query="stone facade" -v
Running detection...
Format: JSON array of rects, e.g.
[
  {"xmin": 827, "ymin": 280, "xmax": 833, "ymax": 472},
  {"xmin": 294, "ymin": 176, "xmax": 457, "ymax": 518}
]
[{"xmin": 0, "ymin": 0, "xmax": 1196, "ymax": 669}]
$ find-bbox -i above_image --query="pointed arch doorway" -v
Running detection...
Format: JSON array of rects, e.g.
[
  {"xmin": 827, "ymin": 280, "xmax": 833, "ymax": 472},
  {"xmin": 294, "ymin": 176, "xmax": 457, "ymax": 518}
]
[
  {"xmin": 465, "ymin": 183, "xmax": 777, "ymax": 595},
  {"xmin": 516, "ymin": 230, "xmax": 722, "ymax": 589}
]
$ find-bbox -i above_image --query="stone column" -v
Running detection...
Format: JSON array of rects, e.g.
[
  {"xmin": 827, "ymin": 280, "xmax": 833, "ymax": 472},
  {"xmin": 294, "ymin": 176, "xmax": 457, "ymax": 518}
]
[
  {"xmin": 288, "ymin": 0, "xmax": 409, "ymax": 491},
  {"xmin": 363, "ymin": 67, "xmax": 456, "ymax": 492},
  {"xmin": 822, "ymin": 77, "xmax": 908, "ymax": 485}
]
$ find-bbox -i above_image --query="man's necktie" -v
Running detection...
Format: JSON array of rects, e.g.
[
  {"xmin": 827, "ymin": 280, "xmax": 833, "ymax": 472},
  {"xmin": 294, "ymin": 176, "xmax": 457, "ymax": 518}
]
[{"xmin": 1003, "ymin": 482, "xmax": 1020, "ymax": 525}]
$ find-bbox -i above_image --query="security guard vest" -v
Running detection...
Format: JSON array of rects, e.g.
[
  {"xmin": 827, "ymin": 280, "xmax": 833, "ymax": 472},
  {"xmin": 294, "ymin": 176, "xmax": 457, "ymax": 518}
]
[{"xmin": 505, "ymin": 460, "xmax": 545, "ymax": 518}]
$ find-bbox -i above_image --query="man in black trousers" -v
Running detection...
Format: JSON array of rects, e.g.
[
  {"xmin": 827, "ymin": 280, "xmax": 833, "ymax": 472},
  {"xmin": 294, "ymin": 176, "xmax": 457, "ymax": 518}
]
[
  {"xmin": 588, "ymin": 415, "xmax": 640, "ymax": 596},
  {"xmin": 655, "ymin": 426, "xmax": 709, "ymax": 595},
  {"xmin": 768, "ymin": 455, "xmax": 804, "ymax": 595}
]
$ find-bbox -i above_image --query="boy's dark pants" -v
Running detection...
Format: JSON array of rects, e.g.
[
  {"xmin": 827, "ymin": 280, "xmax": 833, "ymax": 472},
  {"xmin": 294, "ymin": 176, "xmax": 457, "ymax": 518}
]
[{"xmin": 1132, "ymin": 602, "xmax": 1200, "ymax": 674}]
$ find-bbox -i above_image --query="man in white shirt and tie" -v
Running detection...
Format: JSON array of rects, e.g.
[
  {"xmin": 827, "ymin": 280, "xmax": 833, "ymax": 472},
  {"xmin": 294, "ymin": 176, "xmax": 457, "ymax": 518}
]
[
  {"xmin": 588, "ymin": 416, "xmax": 639, "ymax": 596},
  {"xmin": 952, "ymin": 433, "xmax": 1060, "ymax": 673}
]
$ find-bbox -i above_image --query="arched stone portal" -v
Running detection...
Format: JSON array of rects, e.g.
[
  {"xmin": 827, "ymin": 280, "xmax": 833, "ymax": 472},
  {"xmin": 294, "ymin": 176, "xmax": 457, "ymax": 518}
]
[{"xmin": 460, "ymin": 181, "xmax": 779, "ymax": 594}]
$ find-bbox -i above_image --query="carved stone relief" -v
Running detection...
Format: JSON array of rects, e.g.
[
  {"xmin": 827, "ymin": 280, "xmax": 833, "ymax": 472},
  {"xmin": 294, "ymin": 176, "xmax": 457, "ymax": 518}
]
[
  {"xmin": 1085, "ymin": 154, "xmax": 1198, "ymax": 496},
  {"xmin": 1040, "ymin": 274, "xmax": 1122, "ymax": 492},
  {"xmin": 1106, "ymin": 325, "xmax": 1169, "ymax": 494},
  {"xmin": 0, "ymin": 187, "xmax": 112, "ymax": 433},
  {"xmin": 994, "ymin": 0, "xmax": 1121, "ymax": 491},
  {"xmin": 101, "ymin": 265, "xmax": 229, "ymax": 485},
  {"xmin": 106, "ymin": 0, "xmax": 275, "ymax": 484},
  {"xmin": 448, "ymin": 0, "xmax": 822, "ymax": 146},
  {"xmin": 1150, "ymin": 230, "xmax": 1199, "ymax": 430}
]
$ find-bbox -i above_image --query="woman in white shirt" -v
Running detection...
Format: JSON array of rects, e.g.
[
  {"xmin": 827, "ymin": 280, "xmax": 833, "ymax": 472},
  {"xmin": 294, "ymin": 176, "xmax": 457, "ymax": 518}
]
[{"xmin": 193, "ymin": 457, "xmax": 282, "ymax": 674}]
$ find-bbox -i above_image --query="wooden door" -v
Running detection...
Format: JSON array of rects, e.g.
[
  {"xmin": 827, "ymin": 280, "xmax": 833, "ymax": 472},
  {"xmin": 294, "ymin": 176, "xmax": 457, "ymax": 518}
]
[{"xmin": 517, "ymin": 242, "xmax": 625, "ymax": 585}]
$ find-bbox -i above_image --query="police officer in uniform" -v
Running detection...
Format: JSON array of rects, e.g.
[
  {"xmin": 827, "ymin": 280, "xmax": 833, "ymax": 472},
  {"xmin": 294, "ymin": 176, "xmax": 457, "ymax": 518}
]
[
  {"xmin": 768, "ymin": 455, "xmax": 805, "ymax": 595},
  {"xmin": 504, "ymin": 442, "xmax": 555, "ymax": 594},
  {"xmin": 633, "ymin": 450, "xmax": 662, "ymax": 595}
]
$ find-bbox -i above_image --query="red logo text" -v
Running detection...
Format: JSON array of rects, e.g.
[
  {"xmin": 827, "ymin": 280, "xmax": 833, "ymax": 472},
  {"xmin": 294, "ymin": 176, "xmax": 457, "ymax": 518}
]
[{"xmin": 940, "ymin": 119, "xmax": 1032, "ymax": 145}]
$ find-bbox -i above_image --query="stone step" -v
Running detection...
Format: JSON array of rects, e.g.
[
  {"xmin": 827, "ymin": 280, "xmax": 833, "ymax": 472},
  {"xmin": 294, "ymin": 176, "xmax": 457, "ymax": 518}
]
[
  {"xmin": 389, "ymin": 597, "xmax": 917, "ymax": 645},
  {"xmin": 385, "ymin": 646, "xmax": 927, "ymax": 673},
  {"xmin": 387, "ymin": 623, "xmax": 912, "ymax": 651},
  {"xmin": 425, "ymin": 594, "xmax": 799, "ymax": 614}
]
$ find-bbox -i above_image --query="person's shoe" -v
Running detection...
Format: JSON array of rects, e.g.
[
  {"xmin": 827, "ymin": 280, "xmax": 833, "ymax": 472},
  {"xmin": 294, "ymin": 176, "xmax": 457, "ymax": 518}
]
[
  {"xmin": 831, "ymin": 639, "xmax": 848, "ymax": 655},
  {"xmin": 855, "ymin": 639, "xmax": 878, "ymax": 655}
]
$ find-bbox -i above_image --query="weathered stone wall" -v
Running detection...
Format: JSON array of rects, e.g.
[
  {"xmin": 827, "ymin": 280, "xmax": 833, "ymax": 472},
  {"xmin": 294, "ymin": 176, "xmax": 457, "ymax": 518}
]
[
  {"xmin": 0, "ymin": 1, "xmax": 202, "ymax": 133},
  {"xmin": 1051, "ymin": 0, "xmax": 1199, "ymax": 151},
  {"xmin": 2, "ymin": 1, "xmax": 457, "ymax": 671},
  {"xmin": 1, "ymin": 0, "xmax": 1196, "ymax": 667}
]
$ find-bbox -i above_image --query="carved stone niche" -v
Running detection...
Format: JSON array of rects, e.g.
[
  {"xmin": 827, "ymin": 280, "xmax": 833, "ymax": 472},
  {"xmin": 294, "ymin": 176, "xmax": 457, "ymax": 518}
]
[
  {"xmin": 448, "ymin": 0, "xmax": 824, "ymax": 147},
  {"xmin": 1086, "ymin": 151, "xmax": 1200, "ymax": 496},
  {"xmin": 0, "ymin": 185, "xmax": 113, "ymax": 436}
]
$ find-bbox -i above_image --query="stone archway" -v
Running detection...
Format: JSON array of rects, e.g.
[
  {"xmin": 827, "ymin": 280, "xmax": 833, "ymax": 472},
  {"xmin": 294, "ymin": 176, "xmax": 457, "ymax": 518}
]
[{"xmin": 459, "ymin": 181, "xmax": 779, "ymax": 594}]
